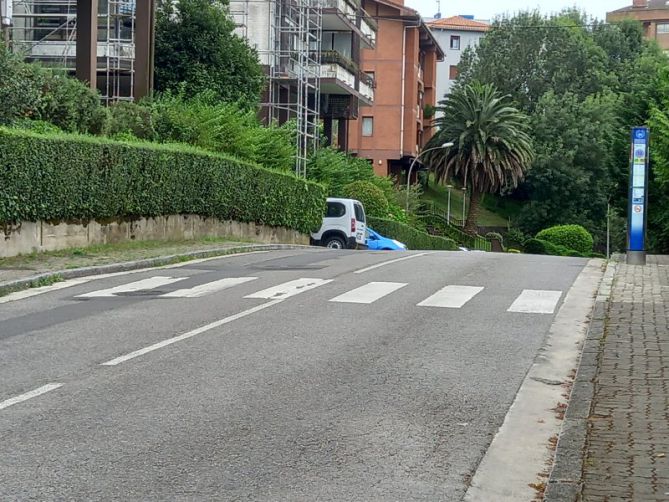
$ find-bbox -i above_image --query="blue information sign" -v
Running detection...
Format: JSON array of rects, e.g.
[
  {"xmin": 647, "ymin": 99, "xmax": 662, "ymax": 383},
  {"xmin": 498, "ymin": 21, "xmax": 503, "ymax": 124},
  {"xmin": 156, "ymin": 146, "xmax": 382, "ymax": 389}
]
[{"xmin": 628, "ymin": 127, "xmax": 649, "ymax": 252}]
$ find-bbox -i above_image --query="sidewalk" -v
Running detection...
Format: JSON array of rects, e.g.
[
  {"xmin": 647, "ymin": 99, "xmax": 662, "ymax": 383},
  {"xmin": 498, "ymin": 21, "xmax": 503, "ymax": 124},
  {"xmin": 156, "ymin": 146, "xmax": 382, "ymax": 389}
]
[
  {"xmin": 548, "ymin": 256, "xmax": 669, "ymax": 501},
  {"xmin": 0, "ymin": 238, "xmax": 308, "ymax": 297}
]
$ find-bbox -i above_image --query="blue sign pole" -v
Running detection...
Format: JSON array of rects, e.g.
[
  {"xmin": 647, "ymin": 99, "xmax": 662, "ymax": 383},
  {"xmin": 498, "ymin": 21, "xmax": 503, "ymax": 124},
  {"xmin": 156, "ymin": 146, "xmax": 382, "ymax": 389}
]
[{"xmin": 627, "ymin": 127, "xmax": 650, "ymax": 265}]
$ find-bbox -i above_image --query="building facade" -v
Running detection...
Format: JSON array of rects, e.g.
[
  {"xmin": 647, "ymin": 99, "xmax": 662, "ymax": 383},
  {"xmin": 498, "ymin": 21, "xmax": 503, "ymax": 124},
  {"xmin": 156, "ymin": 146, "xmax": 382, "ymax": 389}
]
[
  {"xmin": 5, "ymin": 0, "xmax": 155, "ymax": 102},
  {"xmin": 427, "ymin": 15, "xmax": 488, "ymax": 103},
  {"xmin": 347, "ymin": 0, "xmax": 443, "ymax": 178},
  {"xmin": 230, "ymin": 0, "xmax": 377, "ymax": 174},
  {"xmin": 607, "ymin": 0, "xmax": 669, "ymax": 50}
]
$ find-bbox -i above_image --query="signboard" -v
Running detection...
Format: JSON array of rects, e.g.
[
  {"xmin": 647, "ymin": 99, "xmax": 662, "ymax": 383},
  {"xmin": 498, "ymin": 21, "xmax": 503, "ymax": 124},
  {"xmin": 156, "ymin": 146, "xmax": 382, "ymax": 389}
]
[{"xmin": 628, "ymin": 127, "xmax": 649, "ymax": 253}]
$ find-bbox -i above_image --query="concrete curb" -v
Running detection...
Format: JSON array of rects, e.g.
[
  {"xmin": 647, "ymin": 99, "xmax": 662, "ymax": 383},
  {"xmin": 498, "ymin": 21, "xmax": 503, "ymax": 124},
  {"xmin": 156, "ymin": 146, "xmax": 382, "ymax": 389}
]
[
  {"xmin": 544, "ymin": 259, "xmax": 618, "ymax": 501},
  {"xmin": 0, "ymin": 244, "xmax": 312, "ymax": 298}
]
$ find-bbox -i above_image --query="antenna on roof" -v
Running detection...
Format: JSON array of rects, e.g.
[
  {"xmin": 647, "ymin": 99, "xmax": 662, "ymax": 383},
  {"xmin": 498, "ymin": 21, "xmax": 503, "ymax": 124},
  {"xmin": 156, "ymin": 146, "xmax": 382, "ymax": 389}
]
[{"xmin": 434, "ymin": 0, "xmax": 441, "ymax": 19}]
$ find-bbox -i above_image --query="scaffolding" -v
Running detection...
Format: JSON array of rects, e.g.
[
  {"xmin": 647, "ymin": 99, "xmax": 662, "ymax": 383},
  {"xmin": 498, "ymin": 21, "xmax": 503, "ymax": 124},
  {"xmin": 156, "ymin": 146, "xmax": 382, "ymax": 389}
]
[
  {"xmin": 9, "ymin": 0, "xmax": 136, "ymax": 102},
  {"xmin": 232, "ymin": 0, "xmax": 322, "ymax": 177}
]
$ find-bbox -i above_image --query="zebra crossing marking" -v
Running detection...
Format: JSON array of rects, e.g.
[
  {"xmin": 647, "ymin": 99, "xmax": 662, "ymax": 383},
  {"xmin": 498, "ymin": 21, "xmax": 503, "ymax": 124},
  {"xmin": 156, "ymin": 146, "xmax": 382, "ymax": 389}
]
[{"xmin": 329, "ymin": 281, "xmax": 407, "ymax": 304}]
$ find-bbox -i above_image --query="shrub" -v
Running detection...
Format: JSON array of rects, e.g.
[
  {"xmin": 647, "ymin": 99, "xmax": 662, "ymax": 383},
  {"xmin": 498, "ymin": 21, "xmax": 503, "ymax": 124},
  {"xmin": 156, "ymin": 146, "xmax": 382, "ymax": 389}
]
[
  {"xmin": 524, "ymin": 238, "xmax": 548, "ymax": 255},
  {"xmin": 368, "ymin": 217, "xmax": 457, "ymax": 251},
  {"xmin": 0, "ymin": 127, "xmax": 325, "ymax": 234},
  {"xmin": 307, "ymin": 147, "xmax": 377, "ymax": 195},
  {"xmin": 536, "ymin": 224, "xmax": 593, "ymax": 255},
  {"xmin": 0, "ymin": 47, "xmax": 104, "ymax": 134},
  {"xmin": 104, "ymin": 101, "xmax": 157, "ymax": 140},
  {"xmin": 343, "ymin": 181, "xmax": 389, "ymax": 218},
  {"xmin": 485, "ymin": 231, "xmax": 504, "ymax": 244},
  {"xmin": 524, "ymin": 238, "xmax": 583, "ymax": 257},
  {"xmin": 507, "ymin": 248, "xmax": 521, "ymax": 253}
]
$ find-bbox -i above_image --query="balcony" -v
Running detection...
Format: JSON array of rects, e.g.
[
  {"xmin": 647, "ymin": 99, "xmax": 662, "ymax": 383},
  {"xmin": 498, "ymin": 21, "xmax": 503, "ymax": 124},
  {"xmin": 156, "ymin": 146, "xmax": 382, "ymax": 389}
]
[
  {"xmin": 316, "ymin": 51, "xmax": 374, "ymax": 105},
  {"xmin": 320, "ymin": 0, "xmax": 376, "ymax": 49},
  {"xmin": 360, "ymin": 11, "xmax": 377, "ymax": 47}
]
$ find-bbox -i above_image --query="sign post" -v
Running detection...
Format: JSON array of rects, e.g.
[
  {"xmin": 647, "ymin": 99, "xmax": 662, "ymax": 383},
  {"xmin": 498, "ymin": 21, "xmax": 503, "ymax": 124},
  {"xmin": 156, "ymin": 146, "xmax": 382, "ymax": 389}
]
[{"xmin": 627, "ymin": 127, "xmax": 650, "ymax": 265}]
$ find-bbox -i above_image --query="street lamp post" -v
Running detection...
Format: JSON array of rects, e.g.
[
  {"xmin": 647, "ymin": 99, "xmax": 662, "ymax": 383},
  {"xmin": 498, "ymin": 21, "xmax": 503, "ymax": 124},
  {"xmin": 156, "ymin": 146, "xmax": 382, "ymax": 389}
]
[
  {"xmin": 461, "ymin": 187, "xmax": 467, "ymax": 226},
  {"xmin": 446, "ymin": 185, "xmax": 453, "ymax": 223},
  {"xmin": 406, "ymin": 142, "xmax": 454, "ymax": 212}
]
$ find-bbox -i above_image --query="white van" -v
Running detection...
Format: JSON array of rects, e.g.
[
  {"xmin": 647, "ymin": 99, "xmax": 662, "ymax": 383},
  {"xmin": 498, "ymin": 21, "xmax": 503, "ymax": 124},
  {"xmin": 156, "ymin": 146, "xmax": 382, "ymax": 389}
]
[{"xmin": 310, "ymin": 198, "xmax": 367, "ymax": 249}]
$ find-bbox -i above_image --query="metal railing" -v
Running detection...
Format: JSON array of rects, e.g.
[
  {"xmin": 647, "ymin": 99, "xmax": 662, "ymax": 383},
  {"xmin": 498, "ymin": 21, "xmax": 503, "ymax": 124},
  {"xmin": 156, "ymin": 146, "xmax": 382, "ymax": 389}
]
[{"xmin": 419, "ymin": 205, "xmax": 491, "ymax": 252}]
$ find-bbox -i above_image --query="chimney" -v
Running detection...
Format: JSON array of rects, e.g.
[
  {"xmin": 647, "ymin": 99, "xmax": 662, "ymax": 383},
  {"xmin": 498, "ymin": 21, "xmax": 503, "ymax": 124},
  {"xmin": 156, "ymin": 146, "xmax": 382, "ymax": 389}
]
[{"xmin": 632, "ymin": 0, "xmax": 648, "ymax": 7}]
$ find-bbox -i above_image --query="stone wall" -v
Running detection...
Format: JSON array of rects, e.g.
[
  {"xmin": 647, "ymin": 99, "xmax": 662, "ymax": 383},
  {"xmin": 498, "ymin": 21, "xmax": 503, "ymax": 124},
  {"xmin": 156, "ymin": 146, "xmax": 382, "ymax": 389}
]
[{"xmin": 1, "ymin": 215, "xmax": 309, "ymax": 258}]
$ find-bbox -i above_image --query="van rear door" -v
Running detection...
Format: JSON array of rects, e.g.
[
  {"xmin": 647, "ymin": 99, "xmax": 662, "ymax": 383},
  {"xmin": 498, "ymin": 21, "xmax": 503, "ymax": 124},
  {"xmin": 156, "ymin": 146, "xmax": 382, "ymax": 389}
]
[{"xmin": 353, "ymin": 202, "xmax": 367, "ymax": 246}]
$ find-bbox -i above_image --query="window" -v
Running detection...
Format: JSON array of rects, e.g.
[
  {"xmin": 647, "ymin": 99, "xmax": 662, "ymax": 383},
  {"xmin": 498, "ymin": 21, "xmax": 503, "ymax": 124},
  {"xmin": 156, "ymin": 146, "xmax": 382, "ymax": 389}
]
[
  {"xmin": 449, "ymin": 65, "xmax": 459, "ymax": 80},
  {"xmin": 326, "ymin": 202, "xmax": 346, "ymax": 218},
  {"xmin": 658, "ymin": 23, "xmax": 669, "ymax": 33},
  {"xmin": 354, "ymin": 203, "xmax": 366, "ymax": 223},
  {"xmin": 450, "ymin": 35, "xmax": 461, "ymax": 50},
  {"xmin": 362, "ymin": 117, "xmax": 373, "ymax": 136}
]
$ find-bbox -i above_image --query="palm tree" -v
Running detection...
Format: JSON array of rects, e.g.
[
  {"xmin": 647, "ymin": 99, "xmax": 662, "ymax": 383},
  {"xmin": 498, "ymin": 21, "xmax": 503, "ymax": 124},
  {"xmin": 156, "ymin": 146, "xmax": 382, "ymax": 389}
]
[{"xmin": 424, "ymin": 82, "xmax": 534, "ymax": 235}]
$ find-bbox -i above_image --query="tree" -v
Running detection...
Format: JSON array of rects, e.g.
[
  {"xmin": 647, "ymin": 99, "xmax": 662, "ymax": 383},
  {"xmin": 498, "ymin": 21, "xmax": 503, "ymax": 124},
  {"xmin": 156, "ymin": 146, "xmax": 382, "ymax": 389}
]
[
  {"xmin": 154, "ymin": 0, "xmax": 265, "ymax": 106},
  {"xmin": 425, "ymin": 82, "xmax": 534, "ymax": 235}
]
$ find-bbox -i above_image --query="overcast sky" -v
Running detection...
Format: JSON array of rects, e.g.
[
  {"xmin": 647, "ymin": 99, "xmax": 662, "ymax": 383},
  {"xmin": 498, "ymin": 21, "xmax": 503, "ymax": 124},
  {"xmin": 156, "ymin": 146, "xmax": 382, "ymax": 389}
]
[{"xmin": 404, "ymin": 0, "xmax": 631, "ymax": 22}]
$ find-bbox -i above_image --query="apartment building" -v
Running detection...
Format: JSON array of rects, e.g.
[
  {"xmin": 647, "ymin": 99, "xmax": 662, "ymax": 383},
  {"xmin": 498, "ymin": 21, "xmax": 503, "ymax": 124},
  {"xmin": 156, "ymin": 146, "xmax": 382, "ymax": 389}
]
[
  {"xmin": 427, "ymin": 15, "xmax": 489, "ymax": 102},
  {"xmin": 347, "ymin": 0, "xmax": 443, "ymax": 178},
  {"xmin": 230, "ymin": 0, "xmax": 377, "ymax": 174},
  {"xmin": 607, "ymin": 0, "xmax": 669, "ymax": 50},
  {"xmin": 6, "ymin": 0, "xmax": 155, "ymax": 102}
]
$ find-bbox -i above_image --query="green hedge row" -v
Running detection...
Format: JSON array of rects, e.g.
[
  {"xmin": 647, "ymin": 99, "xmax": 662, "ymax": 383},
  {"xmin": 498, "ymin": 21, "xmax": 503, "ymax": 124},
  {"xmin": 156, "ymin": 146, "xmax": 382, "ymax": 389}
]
[
  {"xmin": 368, "ymin": 217, "xmax": 457, "ymax": 251},
  {"xmin": 535, "ymin": 224, "xmax": 593, "ymax": 254},
  {"xmin": 0, "ymin": 128, "xmax": 326, "ymax": 234}
]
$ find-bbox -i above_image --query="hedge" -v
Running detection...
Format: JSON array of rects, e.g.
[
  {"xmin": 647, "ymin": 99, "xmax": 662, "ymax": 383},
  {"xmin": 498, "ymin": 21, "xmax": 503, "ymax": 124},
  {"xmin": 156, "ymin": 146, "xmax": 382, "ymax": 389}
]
[
  {"xmin": 0, "ymin": 128, "xmax": 326, "ymax": 234},
  {"xmin": 343, "ymin": 180, "xmax": 389, "ymax": 218},
  {"xmin": 368, "ymin": 217, "xmax": 457, "ymax": 251},
  {"xmin": 524, "ymin": 238, "xmax": 585, "ymax": 257},
  {"xmin": 535, "ymin": 224, "xmax": 593, "ymax": 255}
]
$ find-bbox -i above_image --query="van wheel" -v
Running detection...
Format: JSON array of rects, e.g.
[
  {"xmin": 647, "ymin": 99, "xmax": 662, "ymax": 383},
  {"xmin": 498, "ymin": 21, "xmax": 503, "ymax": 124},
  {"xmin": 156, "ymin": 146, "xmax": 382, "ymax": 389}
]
[{"xmin": 324, "ymin": 236, "xmax": 346, "ymax": 249}]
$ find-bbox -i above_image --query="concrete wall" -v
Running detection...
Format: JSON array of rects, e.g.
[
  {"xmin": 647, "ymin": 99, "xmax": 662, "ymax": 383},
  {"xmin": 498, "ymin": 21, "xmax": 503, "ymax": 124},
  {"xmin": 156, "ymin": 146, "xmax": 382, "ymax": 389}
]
[{"xmin": 0, "ymin": 215, "xmax": 309, "ymax": 258}]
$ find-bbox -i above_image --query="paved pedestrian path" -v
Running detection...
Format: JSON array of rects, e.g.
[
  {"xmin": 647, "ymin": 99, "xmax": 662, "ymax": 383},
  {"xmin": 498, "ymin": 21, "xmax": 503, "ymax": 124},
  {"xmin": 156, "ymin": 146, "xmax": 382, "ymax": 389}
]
[{"xmin": 582, "ymin": 256, "xmax": 669, "ymax": 501}]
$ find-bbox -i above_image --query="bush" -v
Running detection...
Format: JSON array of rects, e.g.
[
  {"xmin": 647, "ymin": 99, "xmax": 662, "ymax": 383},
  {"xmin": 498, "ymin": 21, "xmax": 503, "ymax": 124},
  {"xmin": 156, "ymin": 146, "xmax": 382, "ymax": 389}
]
[
  {"xmin": 0, "ymin": 47, "xmax": 104, "ymax": 134},
  {"xmin": 104, "ymin": 101, "xmax": 157, "ymax": 140},
  {"xmin": 536, "ymin": 224, "xmax": 594, "ymax": 255},
  {"xmin": 368, "ymin": 217, "xmax": 457, "ymax": 251},
  {"xmin": 0, "ymin": 128, "xmax": 326, "ymax": 234},
  {"xmin": 343, "ymin": 181, "xmax": 389, "ymax": 218},
  {"xmin": 524, "ymin": 238, "xmax": 584, "ymax": 257},
  {"xmin": 307, "ymin": 147, "xmax": 377, "ymax": 195}
]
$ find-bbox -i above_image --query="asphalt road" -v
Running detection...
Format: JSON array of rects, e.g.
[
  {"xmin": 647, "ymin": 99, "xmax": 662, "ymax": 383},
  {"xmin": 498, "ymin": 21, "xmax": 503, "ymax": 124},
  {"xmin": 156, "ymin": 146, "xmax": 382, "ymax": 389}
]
[{"xmin": 0, "ymin": 248, "xmax": 591, "ymax": 501}]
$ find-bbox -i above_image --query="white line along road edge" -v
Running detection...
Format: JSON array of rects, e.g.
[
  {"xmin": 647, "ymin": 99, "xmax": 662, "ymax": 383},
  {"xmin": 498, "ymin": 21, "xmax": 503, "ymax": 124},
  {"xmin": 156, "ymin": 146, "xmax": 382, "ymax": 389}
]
[
  {"xmin": 0, "ymin": 383, "xmax": 64, "ymax": 411},
  {"xmin": 464, "ymin": 259, "xmax": 605, "ymax": 502},
  {"xmin": 354, "ymin": 253, "xmax": 429, "ymax": 274},
  {"xmin": 101, "ymin": 299, "xmax": 283, "ymax": 366}
]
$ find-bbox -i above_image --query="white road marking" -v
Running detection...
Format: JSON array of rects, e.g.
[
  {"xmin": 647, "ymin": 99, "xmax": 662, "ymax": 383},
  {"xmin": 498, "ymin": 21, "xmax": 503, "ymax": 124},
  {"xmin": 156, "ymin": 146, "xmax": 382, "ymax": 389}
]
[
  {"xmin": 0, "ymin": 383, "xmax": 63, "ymax": 411},
  {"xmin": 101, "ymin": 300, "xmax": 283, "ymax": 366},
  {"xmin": 77, "ymin": 276, "xmax": 187, "ymax": 298},
  {"xmin": 329, "ymin": 281, "xmax": 407, "ymax": 304},
  {"xmin": 417, "ymin": 285, "xmax": 484, "ymax": 308},
  {"xmin": 507, "ymin": 290, "xmax": 562, "ymax": 314},
  {"xmin": 0, "ymin": 278, "xmax": 92, "ymax": 304},
  {"xmin": 0, "ymin": 251, "xmax": 269, "ymax": 304},
  {"xmin": 244, "ymin": 278, "xmax": 333, "ymax": 300},
  {"xmin": 161, "ymin": 277, "xmax": 258, "ymax": 298},
  {"xmin": 353, "ymin": 253, "xmax": 429, "ymax": 274}
]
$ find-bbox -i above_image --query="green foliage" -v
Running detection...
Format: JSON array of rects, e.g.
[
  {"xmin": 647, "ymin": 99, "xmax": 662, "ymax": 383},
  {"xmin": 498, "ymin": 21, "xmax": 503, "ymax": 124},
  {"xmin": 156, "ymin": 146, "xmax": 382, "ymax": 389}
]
[
  {"xmin": 485, "ymin": 232, "xmax": 504, "ymax": 243},
  {"xmin": 647, "ymin": 68, "xmax": 669, "ymax": 252},
  {"xmin": 155, "ymin": 0, "xmax": 265, "ymax": 106},
  {"xmin": 536, "ymin": 224, "xmax": 594, "ymax": 254},
  {"xmin": 343, "ymin": 181, "xmax": 389, "ymax": 218},
  {"xmin": 0, "ymin": 128, "xmax": 326, "ymax": 234},
  {"xmin": 368, "ymin": 217, "xmax": 457, "ymax": 251},
  {"xmin": 106, "ymin": 93, "xmax": 297, "ymax": 171},
  {"xmin": 455, "ymin": 10, "xmax": 669, "ymax": 250},
  {"xmin": 307, "ymin": 147, "xmax": 377, "ymax": 195},
  {"xmin": 0, "ymin": 47, "xmax": 104, "ymax": 134},
  {"xmin": 426, "ymin": 81, "xmax": 533, "ymax": 234},
  {"xmin": 507, "ymin": 248, "xmax": 521, "ymax": 253}
]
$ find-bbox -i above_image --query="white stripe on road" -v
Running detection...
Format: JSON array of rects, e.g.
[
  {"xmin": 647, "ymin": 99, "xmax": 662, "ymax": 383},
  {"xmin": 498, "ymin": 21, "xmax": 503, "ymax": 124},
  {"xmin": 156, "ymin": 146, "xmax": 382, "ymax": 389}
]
[
  {"xmin": 507, "ymin": 290, "xmax": 562, "ymax": 314},
  {"xmin": 353, "ymin": 253, "xmax": 429, "ymax": 274},
  {"xmin": 244, "ymin": 278, "xmax": 333, "ymax": 300},
  {"xmin": 161, "ymin": 277, "xmax": 258, "ymax": 298},
  {"xmin": 0, "ymin": 383, "xmax": 63, "ymax": 411},
  {"xmin": 329, "ymin": 282, "xmax": 407, "ymax": 304},
  {"xmin": 77, "ymin": 276, "xmax": 187, "ymax": 298},
  {"xmin": 101, "ymin": 300, "xmax": 283, "ymax": 366},
  {"xmin": 417, "ymin": 285, "xmax": 484, "ymax": 308}
]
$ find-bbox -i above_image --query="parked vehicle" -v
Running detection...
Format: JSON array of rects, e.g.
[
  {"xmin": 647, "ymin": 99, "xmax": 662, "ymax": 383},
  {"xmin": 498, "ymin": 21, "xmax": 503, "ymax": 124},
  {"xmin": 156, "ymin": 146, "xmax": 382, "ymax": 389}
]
[
  {"xmin": 310, "ymin": 198, "xmax": 367, "ymax": 249},
  {"xmin": 366, "ymin": 228, "xmax": 407, "ymax": 251}
]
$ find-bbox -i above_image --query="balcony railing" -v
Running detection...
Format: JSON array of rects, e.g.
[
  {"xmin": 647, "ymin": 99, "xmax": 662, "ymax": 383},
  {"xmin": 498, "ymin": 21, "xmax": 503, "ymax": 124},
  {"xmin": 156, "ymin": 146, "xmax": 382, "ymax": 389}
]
[
  {"xmin": 321, "ymin": 0, "xmax": 356, "ymax": 19},
  {"xmin": 359, "ymin": 79, "xmax": 374, "ymax": 101},
  {"xmin": 361, "ymin": 16, "xmax": 376, "ymax": 45}
]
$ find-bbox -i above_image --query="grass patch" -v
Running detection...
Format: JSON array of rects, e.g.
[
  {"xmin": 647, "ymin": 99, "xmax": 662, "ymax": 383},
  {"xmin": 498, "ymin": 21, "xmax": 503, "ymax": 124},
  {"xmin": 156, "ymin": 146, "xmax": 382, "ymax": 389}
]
[{"xmin": 420, "ymin": 177, "xmax": 516, "ymax": 227}]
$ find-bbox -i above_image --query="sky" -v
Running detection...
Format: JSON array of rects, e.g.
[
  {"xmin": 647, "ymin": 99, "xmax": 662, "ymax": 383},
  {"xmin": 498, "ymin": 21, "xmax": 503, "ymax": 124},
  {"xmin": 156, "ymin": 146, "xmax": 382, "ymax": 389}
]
[{"xmin": 403, "ymin": 0, "xmax": 632, "ymax": 22}]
